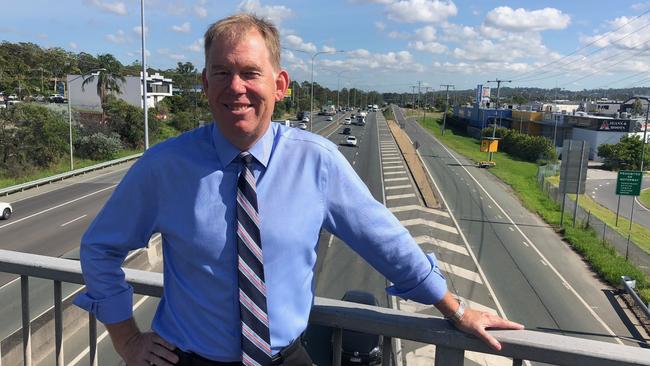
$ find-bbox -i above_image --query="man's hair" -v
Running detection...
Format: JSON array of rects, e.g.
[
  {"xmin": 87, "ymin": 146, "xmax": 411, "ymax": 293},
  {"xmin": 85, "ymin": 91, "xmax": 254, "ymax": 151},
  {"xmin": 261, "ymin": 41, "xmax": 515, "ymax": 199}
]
[{"xmin": 204, "ymin": 13, "xmax": 281, "ymax": 71}]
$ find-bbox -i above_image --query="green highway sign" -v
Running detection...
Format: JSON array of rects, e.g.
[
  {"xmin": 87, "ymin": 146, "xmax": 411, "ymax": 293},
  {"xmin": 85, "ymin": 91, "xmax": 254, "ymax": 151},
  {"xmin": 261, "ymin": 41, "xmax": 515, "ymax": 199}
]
[{"xmin": 616, "ymin": 170, "xmax": 643, "ymax": 196}]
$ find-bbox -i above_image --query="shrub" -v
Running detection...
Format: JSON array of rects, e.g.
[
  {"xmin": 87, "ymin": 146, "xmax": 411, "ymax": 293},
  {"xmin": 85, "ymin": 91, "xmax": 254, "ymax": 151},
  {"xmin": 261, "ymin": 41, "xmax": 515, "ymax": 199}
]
[{"xmin": 76, "ymin": 132, "xmax": 122, "ymax": 160}]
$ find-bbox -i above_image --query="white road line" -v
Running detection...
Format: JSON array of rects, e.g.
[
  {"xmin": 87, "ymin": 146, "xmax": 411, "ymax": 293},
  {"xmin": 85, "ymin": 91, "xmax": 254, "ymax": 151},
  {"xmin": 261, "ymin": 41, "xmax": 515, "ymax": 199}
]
[
  {"xmin": 383, "ymin": 165, "xmax": 405, "ymax": 170},
  {"xmin": 352, "ymin": 161, "xmax": 356, "ymax": 165},
  {"xmin": 400, "ymin": 218, "xmax": 458, "ymax": 234},
  {"xmin": 437, "ymin": 260, "xmax": 483, "ymax": 284},
  {"xmin": 387, "ymin": 193, "xmax": 416, "ymax": 200},
  {"xmin": 61, "ymin": 214, "xmax": 87, "ymax": 227},
  {"xmin": 415, "ymin": 236, "xmax": 469, "ymax": 256},
  {"xmin": 68, "ymin": 296, "xmax": 150, "ymax": 366},
  {"xmin": 540, "ymin": 260, "xmax": 548, "ymax": 266},
  {"xmin": 427, "ymin": 128, "xmax": 624, "ymax": 345},
  {"xmin": 497, "ymin": 214, "xmax": 502, "ymax": 219},
  {"xmin": 385, "ymin": 177, "xmax": 409, "ymax": 182},
  {"xmin": 385, "ymin": 184, "xmax": 412, "ymax": 190},
  {"xmin": 383, "ymin": 171, "xmax": 405, "ymax": 176},
  {"xmin": 382, "ymin": 161, "xmax": 403, "ymax": 165},
  {"xmin": 0, "ymin": 185, "xmax": 116, "ymax": 230},
  {"xmin": 389, "ymin": 205, "xmax": 450, "ymax": 218},
  {"xmin": 327, "ymin": 234, "xmax": 336, "ymax": 248},
  {"xmin": 522, "ymin": 241, "xmax": 529, "ymax": 247},
  {"xmin": 509, "ymin": 227, "xmax": 515, "ymax": 232}
]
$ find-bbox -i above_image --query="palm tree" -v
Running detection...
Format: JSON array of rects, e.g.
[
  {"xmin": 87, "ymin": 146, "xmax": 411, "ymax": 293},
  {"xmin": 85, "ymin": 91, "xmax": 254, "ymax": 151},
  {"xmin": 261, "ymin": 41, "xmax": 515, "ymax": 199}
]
[{"xmin": 81, "ymin": 54, "xmax": 126, "ymax": 121}]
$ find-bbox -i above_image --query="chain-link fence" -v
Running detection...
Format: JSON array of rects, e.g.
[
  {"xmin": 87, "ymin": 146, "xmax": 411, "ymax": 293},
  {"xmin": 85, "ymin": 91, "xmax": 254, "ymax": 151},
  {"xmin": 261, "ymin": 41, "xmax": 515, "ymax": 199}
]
[{"xmin": 537, "ymin": 167, "xmax": 650, "ymax": 276}]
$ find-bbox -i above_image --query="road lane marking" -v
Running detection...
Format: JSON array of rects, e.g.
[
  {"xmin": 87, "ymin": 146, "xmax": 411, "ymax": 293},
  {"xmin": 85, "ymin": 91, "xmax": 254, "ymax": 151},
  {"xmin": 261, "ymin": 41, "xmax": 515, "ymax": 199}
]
[
  {"xmin": 0, "ymin": 185, "xmax": 116, "ymax": 230},
  {"xmin": 522, "ymin": 241, "xmax": 529, "ymax": 247},
  {"xmin": 389, "ymin": 205, "xmax": 450, "ymax": 217},
  {"xmin": 387, "ymin": 193, "xmax": 416, "ymax": 200},
  {"xmin": 415, "ymin": 236, "xmax": 468, "ymax": 255},
  {"xmin": 61, "ymin": 215, "xmax": 87, "ymax": 227},
  {"xmin": 352, "ymin": 161, "xmax": 356, "ymax": 165},
  {"xmin": 509, "ymin": 227, "xmax": 515, "ymax": 232},
  {"xmin": 437, "ymin": 260, "xmax": 483, "ymax": 284},
  {"xmin": 540, "ymin": 260, "xmax": 548, "ymax": 266},
  {"xmin": 383, "ymin": 171, "xmax": 405, "ymax": 175},
  {"xmin": 327, "ymin": 234, "xmax": 336, "ymax": 248},
  {"xmin": 400, "ymin": 218, "xmax": 458, "ymax": 234},
  {"xmin": 383, "ymin": 165, "xmax": 404, "ymax": 170},
  {"xmin": 426, "ymin": 128, "xmax": 623, "ymax": 344},
  {"xmin": 385, "ymin": 177, "xmax": 409, "ymax": 182},
  {"xmin": 385, "ymin": 184, "xmax": 412, "ymax": 190}
]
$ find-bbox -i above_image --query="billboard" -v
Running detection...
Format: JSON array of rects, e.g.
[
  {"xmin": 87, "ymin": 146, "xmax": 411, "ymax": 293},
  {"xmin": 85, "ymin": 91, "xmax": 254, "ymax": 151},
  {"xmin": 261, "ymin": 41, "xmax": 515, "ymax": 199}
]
[{"xmin": 475, "ymin": 84, "xmax": 491, "ymax": 104}]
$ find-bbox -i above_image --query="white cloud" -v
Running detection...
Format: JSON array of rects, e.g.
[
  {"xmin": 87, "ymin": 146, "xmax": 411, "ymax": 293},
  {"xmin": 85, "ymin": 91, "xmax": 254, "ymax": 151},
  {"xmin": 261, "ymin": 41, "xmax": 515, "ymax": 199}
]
[
  {"xmin": 172, "ymin": 22, "xmax": 191, "ymax": 33},
  {"xmin": 186, "ymin": 38, "xmax": 204, "ymax": 52},
  {"xmin": 127, "ymin": 49, "xmax": 151, "ymax": 58},
  {"xmin": 339, "ymin": 49, "xmax": 424, "ymax": 72},
  {"xmin": 106, "ymin": 30, "xmax": 127, "ymax": 44},
  {"xmin": 580, "ymin": 15, "xmax": 650, "ymax": 51},
  {"xmin": 484, "ymin": 7, "xmax": 571, "ymax": 32},
  {"xmin": 439, "ymin": 22, "xmax": 479, "ymax": 43},
  {"xmin": 433, "ymin": 60, "xmax": 531, "ymax": 74},
  {"xmin": 322, "ymin": 45, "xmax": 337, "ymax": 53},
  {"xmin": 284, "ymin": 34, "xmax": 317, "ymax": 53},
  {"xmin": 375, "ymin": 21, "xmax": 386, "ymax": 31},
  {"xmin": 194, "ymin": 0, "xmax": 208, "ymax": 18},
  {"xmin": 69, "ymin": 42, "xmax": 78, "ymax": 49},
  {"xmin": 385, "ymin": 0, "xmax": 457, "ymax": 23},
  {"xmin": 238, "ymin": 0, "xmax": 293, "ymax": 25},
  {"xmin": 409, "ymin": 41, "xmax": 447, "ymax": 54},
  {"xmin": 84, "ymin": 0, "xmax": 128, "ymax": 15},
  {"xmin": 167, "ymin": 1, "xmax": 186, "ymax": 15},
  {"xmin": 158, "ymin": 48, "xmax": 186, "ymax": 60},
  {"xmin": 388, "ymin": 31, "xmax": 409, "ymax": 39},
  {"xmin": 631, "ymin": 2, "xmax": 650, "ymax": 11},
  {"xmin": 414, "ymin": 26, "xmax": 436, "ymax": 42},
  {"xmin": 133, "ymin": 26, "xmax": 148, "ymax": 36},
  {"xmin": 281, "ymin": 49, "xmax": 309, "ymax": 73}
]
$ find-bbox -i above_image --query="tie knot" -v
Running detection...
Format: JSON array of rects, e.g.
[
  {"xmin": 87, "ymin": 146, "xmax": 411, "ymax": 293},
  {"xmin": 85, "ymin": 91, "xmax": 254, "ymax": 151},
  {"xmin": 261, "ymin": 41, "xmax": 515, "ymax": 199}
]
[{"xmin": 238, "ymin": 151, "xmax": 254, "ymax": 166}]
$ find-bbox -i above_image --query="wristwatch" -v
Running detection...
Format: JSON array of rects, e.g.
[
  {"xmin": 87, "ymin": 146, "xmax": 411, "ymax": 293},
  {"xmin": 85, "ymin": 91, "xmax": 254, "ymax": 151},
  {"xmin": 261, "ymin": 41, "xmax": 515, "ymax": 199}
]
[{"xmin": 446, "ymin": 298, "xmax": 466, "ymax": 324}]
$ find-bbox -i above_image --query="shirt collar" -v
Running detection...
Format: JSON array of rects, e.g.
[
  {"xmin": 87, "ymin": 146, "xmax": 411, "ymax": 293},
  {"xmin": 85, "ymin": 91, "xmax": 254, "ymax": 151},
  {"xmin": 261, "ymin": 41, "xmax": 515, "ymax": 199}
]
[{"xmin": 211, "ymin": 122, "xmax": 276, "ymax": 168}]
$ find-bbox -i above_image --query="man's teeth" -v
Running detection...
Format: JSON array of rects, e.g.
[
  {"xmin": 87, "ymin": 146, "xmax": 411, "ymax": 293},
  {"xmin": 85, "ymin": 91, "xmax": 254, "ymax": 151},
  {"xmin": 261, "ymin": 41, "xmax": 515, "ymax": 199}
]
[{"xmin": 226, "ymin": 104, "xmax": 251, "ymax": 111}]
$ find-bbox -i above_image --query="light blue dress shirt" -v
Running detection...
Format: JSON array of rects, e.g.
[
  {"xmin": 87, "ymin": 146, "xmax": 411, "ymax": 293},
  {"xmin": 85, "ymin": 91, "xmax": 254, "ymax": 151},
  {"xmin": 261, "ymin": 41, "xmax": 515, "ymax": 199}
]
[{"xmin": 74, "ymin": 122, "xmax": 447, "ymax": 361}]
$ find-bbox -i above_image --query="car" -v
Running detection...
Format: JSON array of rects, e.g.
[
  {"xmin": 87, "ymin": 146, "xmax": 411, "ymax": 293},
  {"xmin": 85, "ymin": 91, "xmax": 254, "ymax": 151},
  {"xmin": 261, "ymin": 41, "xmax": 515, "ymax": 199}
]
[
  {"xmin": 342, "ymin": 127, "xmax": 351, "ymax": 135},
  {"xmin": 0, "ymin": 202, "xmax": 12, "ymax": 220},
  {"xmin": 48, "ymin": 94, "xmax": 66, "ymax": 103},
  {"xmin": 298, "ymin": 122, "xmax": 308, "ymax": 130},
  {"xmin": 339, "ymin": 291, "xmax": 383, "ymax": 365},
  {"xmin": 302, "ymin": 116, "xmax": 310, "ymax": 123},
  {"xmin": 346, "ymin": 135, "xmax": 357, "ymax": 147},
  {"xmin": 344, "ymin": 118, "xmax": 352, "ymax": 125},
  {"xmin": 326, "ymin": 116, "xmax": 333, "ymax": 121}
]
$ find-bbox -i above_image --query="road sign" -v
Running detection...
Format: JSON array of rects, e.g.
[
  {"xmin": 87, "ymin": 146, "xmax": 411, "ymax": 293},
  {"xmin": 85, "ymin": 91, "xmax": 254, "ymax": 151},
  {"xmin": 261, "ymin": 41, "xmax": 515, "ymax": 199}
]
[
  {"xmin": 559, "ymin": 140, "xmax": 589, "ymax": 194},
  {"xmin": 285, "ymin": 88, "xmax": 292, "ymax": 98},
  {"xmin": 616, "ymin": 170, "xmax": 643, "ymax": 196},
  {"xmin": 480, "ymin": 139, "xmax": 498, "ymax": 152}
]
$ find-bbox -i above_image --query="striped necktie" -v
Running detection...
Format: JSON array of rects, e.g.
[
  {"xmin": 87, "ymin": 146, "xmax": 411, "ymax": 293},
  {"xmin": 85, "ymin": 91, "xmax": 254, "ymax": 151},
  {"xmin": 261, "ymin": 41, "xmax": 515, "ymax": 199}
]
[{"xmin": 236, "ymin": 152, "xmax": 272, "ymax": 366}]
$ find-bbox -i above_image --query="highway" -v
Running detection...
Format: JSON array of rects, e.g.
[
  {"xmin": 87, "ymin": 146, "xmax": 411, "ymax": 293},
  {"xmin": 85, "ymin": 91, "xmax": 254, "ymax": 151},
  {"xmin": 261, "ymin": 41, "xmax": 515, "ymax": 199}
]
[
  {"xmin": 392, "ymin": 106, "xmax": 643, "ymax": 350},
  {"xmin": 0, "ymin": 107, "xmax": 646, "ymax": 365}
]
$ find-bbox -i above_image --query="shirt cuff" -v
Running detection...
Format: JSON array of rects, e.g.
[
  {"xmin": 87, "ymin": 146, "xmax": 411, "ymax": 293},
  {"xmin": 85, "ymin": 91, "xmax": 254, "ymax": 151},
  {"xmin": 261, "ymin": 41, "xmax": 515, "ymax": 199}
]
[
  {"xmin": 386, "ymin": 254, "xmax": 448, "ymax": 304},
  {"xmin": 73, "ymin": 286, "xmax": 134, "ymax": 324}
]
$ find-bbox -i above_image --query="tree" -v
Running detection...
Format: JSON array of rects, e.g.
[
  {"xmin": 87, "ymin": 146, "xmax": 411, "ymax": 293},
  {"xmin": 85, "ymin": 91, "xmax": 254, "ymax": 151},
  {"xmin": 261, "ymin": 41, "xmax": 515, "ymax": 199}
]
[
  {"xmin": 598, "ymin": 135, "xmax": 649, "ymax": 170},
  {"xmin": 81, "ymin": 54, "xmax": 126, "ymax": 121},
  {"xmin": 632, "ymin": 98, "xmax": 644, "ymax": 116},
  {"xmin": 104, "ymin": 97, "xmax": 147, "ymax": 149}
]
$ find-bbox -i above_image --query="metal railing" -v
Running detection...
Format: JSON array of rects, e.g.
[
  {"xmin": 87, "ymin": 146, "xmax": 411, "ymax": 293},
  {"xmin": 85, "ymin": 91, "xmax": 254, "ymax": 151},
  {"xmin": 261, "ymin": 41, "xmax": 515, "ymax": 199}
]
[
  {"xmin": 621, "ymin": 276, "xmax": 650, "ymax": 319},
  {"xmin": 0, "ymin": 153, "xmax": 142, "ymax": 196},
  {"xmin": 0, "ymin": 249, "xmax": 649, "ymax": 366}
]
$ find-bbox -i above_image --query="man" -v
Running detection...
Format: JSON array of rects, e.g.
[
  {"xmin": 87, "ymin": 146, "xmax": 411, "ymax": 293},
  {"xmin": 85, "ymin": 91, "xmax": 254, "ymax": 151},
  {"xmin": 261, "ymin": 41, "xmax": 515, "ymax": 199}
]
[{"xmin": 75, "ymin": 13, "xmax": 523, "ymax": 366}]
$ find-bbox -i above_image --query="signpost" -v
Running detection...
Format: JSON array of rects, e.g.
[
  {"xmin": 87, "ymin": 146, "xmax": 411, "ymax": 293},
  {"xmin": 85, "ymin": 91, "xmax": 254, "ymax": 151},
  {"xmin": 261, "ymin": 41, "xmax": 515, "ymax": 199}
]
[
  {"xmin": 559, "ymin": 140, "xmax": 589, "ymax": 227},
  {"xmin": 615, "ymin": 170, "xmax": 643, "ymax": 258}
]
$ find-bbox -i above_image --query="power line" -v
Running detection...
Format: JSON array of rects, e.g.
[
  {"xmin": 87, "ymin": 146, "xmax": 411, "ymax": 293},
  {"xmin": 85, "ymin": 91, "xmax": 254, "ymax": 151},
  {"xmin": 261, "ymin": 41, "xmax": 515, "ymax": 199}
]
[{"xmin": 511, "ymin": 9, "xmax": 650, "ymax": 82}]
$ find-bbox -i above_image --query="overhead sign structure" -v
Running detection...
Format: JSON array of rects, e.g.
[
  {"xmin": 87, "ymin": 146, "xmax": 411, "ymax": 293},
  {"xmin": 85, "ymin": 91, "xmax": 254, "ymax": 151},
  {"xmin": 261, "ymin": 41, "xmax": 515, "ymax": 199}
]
[
  {"xmin": 480, "ymin": 138, "xmax": 499, "ymax": 152},
  {"xmin": 616, "ymin": 170, "xmax": 643, "ymax": 196}
]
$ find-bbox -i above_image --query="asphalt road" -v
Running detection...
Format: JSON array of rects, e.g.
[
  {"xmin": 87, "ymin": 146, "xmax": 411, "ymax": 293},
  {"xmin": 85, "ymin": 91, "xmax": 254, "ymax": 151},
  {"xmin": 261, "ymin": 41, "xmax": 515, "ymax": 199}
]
[
  {"xmin": 585, "ymin": 172, "xmax": 650, "ymax": 230},
  {"xmin": 392, "ymin": 106, "xmax": 643, "ymax": 348}
]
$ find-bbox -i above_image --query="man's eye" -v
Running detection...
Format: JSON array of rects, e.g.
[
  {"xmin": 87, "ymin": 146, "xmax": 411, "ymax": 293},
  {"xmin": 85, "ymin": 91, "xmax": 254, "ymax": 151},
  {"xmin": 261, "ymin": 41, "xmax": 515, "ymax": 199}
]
[
  {"xmin": 243, "ymin": 71, "xmax": 261, "ymax": 78},
  {"xmin": 213, "ymin": 71, "xmax": 228, "ymax": 77}
]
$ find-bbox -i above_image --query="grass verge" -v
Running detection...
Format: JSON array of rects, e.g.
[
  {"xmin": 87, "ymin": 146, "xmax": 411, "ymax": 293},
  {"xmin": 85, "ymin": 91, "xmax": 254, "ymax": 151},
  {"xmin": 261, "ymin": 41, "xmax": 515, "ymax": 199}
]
[
  {"xmin": 415, "ymin": 114, "xmax": 649, "ymax": 304},
  {"xmin": 0, "ymin": 148, "xmax": 142, "ymax": 190},
  {"xmin": 640, "ymin": 188, "xmax": 650, "ymax": 209}
]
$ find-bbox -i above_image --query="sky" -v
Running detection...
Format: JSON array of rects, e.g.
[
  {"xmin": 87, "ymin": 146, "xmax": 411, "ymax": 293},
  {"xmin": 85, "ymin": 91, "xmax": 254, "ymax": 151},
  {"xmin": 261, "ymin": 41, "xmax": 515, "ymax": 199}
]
[{"xmin": 4, "ymin": 0, "xmax": 650, "ymax": 93}]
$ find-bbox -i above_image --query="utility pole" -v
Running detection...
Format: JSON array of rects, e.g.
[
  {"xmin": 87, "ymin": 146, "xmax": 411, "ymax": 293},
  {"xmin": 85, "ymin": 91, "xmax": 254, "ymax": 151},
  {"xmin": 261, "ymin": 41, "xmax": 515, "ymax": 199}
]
[
  {"xmin": 417, "ymin": 81, "xmax": 422, "ymax": 110},
  {"xmin": 486, "ymin": 79, "xmax": 511, "ymax": 161},
  {"xmin": 410, "ymin": 86, "xmax": 417, "ymax": 109},
  {"xmin": 422, "ymin": 86, "xmax": 431, "ymax": 122},
  {"xmin": 440, "ymin": 84, "xmax": 454, "ymax": 135}
]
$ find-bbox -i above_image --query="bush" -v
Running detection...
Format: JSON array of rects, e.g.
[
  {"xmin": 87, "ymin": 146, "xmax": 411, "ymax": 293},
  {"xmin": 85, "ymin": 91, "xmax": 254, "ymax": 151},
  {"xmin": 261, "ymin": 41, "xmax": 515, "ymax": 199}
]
[
  {"xmin": 481, "ymin": 127, "xmax": 556, "ymax": 163},
  {"xmin": 598, "ymin": 135, "xmax": 649, "ymax": 170},
  {"xmin": 171, "ymin": 111, "xmax": 198, "ymax": 132},
  {"xmin": 76, "ymin": 132, "xmax": 122, "ymax": 160}
]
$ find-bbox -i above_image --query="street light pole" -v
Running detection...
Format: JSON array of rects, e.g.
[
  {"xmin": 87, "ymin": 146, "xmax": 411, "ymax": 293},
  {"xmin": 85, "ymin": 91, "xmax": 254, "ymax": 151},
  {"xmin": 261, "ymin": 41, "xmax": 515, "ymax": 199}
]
[
  {"xmin": 309, "ymin": 51, "xmax": 343, "ymax": 131},
  {"xmin": 66, "ymin": 69, "xmax": 105, "ymax": 171},
  {"xmin": 140, "ymin": 0, "xmax": 149, "ymax": 150}
]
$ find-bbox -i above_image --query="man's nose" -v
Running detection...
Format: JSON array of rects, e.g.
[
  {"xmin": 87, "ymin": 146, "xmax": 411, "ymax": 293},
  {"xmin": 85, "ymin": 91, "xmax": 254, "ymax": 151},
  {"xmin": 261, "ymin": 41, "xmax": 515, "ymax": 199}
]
[{"xmin": 227, "ymin": 74, "xmax": 246, "ymax": 93}]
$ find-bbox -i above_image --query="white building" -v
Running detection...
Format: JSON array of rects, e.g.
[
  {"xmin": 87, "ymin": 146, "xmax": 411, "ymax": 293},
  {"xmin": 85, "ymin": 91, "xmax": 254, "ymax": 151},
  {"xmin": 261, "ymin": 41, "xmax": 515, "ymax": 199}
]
[{"xmin": 66, "ymin": 72, "xmax": 173, "ymax": 111}]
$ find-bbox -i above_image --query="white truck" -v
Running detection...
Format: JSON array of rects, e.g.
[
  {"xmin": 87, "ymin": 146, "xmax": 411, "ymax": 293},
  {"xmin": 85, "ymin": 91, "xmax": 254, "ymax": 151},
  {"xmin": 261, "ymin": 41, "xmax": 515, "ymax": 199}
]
[{"xmin": 321, "ymin": 105, "xmax": 336, "ymax": 116}]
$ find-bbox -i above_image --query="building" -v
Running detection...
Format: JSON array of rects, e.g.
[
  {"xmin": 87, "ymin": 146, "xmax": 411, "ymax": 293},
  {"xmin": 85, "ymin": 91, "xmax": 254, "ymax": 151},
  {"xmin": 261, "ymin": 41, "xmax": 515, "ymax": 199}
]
[{"xmin": 66, "ymin": 72, "xmax": 173, "ymax": 111}]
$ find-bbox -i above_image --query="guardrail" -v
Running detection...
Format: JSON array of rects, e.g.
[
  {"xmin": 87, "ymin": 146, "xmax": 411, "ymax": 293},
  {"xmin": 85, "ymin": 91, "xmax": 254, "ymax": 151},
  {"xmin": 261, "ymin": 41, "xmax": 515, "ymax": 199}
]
[
  {"xmin": 621, "ymin": 275, "xmax": 650, "ymax": 319},
  {"xmin": 0, "ymin": 153, "xmax": 142, "ymax": 197},
  {"xmin": 0, "ymin": 249, "xmax": 649, "ymax": 366}
]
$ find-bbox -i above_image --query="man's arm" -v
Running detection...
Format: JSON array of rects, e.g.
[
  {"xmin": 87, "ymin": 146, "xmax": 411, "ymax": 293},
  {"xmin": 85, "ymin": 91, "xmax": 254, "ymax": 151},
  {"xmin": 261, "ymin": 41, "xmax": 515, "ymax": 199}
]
[
  {"xmin": 435, "ymin": 291, "xmax": 524, "ymax": 351},
  {"xmin": 105, "ymin": 318, "xmax": 178, "ymax": 366}
]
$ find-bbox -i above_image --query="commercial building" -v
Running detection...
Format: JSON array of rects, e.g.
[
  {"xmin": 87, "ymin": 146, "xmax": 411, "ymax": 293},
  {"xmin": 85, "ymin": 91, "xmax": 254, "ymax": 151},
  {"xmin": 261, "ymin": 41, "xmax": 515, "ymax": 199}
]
[{"xmin": 66, "ymin": 72, "xmax": 173, "ymax": 111}]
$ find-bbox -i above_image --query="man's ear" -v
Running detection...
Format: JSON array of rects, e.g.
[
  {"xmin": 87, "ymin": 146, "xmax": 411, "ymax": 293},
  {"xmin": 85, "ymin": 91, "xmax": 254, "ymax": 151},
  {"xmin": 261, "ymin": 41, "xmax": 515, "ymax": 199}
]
[
  {"xmin": 201, "ymin": 68, "xmax": 208, "ymax": 96},
  {"xmin": 275, "ymin": 70, "xmax": 289, "ymax": 101}
]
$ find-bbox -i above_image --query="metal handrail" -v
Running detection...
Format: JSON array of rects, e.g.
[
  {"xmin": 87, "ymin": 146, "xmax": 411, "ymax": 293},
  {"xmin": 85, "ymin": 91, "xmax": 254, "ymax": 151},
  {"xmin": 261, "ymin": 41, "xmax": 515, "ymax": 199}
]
[
  {"xmin": 0, "ymin": 153, "xmax": 142, "ymax": 196},
  {"xmin": 0, "ymin": 249, "xmax": 649, "ymax": 366},
  {"xmin": 621, "ymin": 275, "xmax": 650, "ymax": 318}
]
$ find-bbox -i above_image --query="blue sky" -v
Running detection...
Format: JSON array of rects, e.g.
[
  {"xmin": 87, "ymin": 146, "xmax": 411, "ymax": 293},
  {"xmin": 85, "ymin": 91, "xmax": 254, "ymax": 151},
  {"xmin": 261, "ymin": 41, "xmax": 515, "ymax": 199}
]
[{"xmin": 4, "ymin": 0, "xmax": 650, "ymax": 92}]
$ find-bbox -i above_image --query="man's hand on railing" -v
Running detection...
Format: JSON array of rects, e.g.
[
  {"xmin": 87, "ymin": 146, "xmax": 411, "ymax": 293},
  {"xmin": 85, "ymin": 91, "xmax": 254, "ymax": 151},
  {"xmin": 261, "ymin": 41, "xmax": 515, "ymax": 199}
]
[
  {"xmin": 453, "ymin": 307, "xmax": 525, "ymax": 351},
  {"xmin": 107, "ymin": 318, "xmax": 179, "ymax": 365}
]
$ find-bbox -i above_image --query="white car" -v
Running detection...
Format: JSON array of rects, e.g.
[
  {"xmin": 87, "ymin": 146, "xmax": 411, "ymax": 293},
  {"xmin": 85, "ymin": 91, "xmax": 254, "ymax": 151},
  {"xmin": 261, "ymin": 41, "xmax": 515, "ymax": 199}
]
[
  {"xmin": 346, "ymin": 136, "xmax": 357, "ymax": 147},
  {"xmin": 326, "ymin": 116, "xmax": 333, "ymax": 121},
  {"xmin": 298, "ymin": 122, "xmax": 308, "ymax": 130},
  {"xmin": 344, "ymin": 118, "xmax": 352, "ymax": 125},
  {"xmin": 302, "ymin": 116, "xmax": 310, "ymax": 123},
  {"xmin": 0, "ymin": 202, "xmax": 12, "ymax": 220}
]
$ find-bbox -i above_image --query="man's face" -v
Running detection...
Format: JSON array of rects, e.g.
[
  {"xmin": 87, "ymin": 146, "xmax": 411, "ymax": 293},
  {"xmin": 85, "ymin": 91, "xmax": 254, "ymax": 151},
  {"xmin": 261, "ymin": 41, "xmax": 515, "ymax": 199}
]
[{"xmin": 202, "ymin": 29, "xmax": 289, "ymax": 150}]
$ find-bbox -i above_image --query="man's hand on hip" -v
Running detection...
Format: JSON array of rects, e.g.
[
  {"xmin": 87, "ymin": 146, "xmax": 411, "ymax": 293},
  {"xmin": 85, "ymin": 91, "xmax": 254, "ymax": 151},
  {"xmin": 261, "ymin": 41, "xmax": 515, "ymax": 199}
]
[{"xmin": 106, "ymin": 318, "xmax": 179, "ymax": 365}]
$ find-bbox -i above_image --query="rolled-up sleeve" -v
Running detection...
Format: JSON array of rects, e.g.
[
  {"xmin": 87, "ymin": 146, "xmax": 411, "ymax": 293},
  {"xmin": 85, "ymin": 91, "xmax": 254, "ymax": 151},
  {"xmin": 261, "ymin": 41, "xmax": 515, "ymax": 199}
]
[
  {"xmin": 73, "ymin": 154, "xmax": 159, "ymax": 324},
  {"xmin": 322, "ymin": 148, "xmax": 448, "ymax": 305}
]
